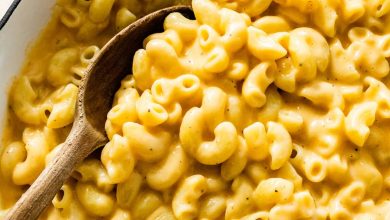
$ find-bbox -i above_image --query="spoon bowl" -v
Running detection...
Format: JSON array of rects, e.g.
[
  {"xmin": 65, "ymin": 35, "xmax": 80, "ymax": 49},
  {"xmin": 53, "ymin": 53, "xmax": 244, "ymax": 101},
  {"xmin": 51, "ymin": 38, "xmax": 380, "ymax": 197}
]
[{"xmin": 6, "ymin": 5, "xmax": 194, "ymax": 220}]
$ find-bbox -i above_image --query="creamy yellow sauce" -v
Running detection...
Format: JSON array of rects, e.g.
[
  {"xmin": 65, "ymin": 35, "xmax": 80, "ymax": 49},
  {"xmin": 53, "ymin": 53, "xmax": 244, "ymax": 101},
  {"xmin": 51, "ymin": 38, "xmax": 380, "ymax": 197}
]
[{"xmin": 2, "ymin": 0, "xmax": 390, "ymax": 219}]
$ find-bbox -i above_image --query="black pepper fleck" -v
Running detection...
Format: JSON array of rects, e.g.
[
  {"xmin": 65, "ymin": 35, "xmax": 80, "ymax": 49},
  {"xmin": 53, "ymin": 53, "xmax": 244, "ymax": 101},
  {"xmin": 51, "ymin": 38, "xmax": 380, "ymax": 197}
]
[{"xmin": 290, "ymin": 149, "xmax": 298, "ymax": 158}]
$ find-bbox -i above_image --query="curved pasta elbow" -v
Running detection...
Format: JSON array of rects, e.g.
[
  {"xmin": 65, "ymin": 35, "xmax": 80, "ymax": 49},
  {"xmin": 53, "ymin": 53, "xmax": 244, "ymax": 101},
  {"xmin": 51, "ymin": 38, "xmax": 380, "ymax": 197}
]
[
  {"xmin": 145, "ymin": 29, "xmax": 183, "ymax": 55},
  {"xmin": 11, "ymin": 76, "xmax": 47, "ymax": 125},
  {"xmin": 0, "ymin": 142, "xmax": 26, "ymax": 182},
  {"xmin": 275, "ymin": 57, "xmax": 298, "ymax": 93},
  {"xmin": 247, "ymin": 26, "xmax": 287, "ymax": 61},
  {"xmin": 115, "ymin": 7, "xmax": 136, "ymax": 32},
  {"xmin": 163, "ymin": 12, "xmax": 199, "ymax": 42},
  {"xmin": 253, "ymin": 178, "xmax": 294, "ymax": 209},
  {"xmin": 288, "ymin": 30, "xmax": 319, "ymax": 81},
  {"xmin": 203, "ymin": 46, "xmax": 230, "ymax": 74},
  {"xmin": 13, "ymin": 127, "xmax": 55, "ymax": 185},
  {"xmin": 196, "ymin": 122, "xmax": 238, "ymax": 165},
  {"xmin": 253, "ymin": 16, "xmax": 291, "ymax": 33},
  {"xmin": 146, "ymin": 144, "xmax": 189, "ymax": 190},
  {"xmin": 76, "ymin": 182, "xmax": 115, "ymax": 217},
  {"xmin": 291, "ymin": 144, "xmax": 327, "ymax": 182},
  {"xmin": 172, "ymin": 174, "xmax": 208, "ymax": 219},
  {"xmin": 60, "ymin": 6, "xmax": 82, "ymax": 28},
  {"xmin": 109, "ymin": 87, "xmax": 139, "ymax": 128},
  {"xmin": 174, "ymin": 74, "xmax": 201, "ymax": 101},
  {"xmin": 123, "ymin": 122, "xmax": 171, "ymax": 162},
  {"xmin": 47, "ymin": 48, "xmax": 80, "ymax": 87},
  {"xmin": 107, "ymin": 101, "xmax": 137, "ymax": 127},
  {"xmin": 146, "ymin": 39, "xmax": 181, "ymax": 73},
  {"xmin": 52, "ymin": 184, "xmax": 74, "ymax": 211},
  {"xmin": 116, "ymin": 171, "xmax": 143, "ymax": 208},
  {"xmin": 180, "ymin": 107, "xmax": 238, "ymax": 165},
  {"xmin": 101, "ymin": 134, "xmax": 135, "ymax": 184},
  {"xmin": 80, "ymin": 45, "xmax": 100, "ymax": 66},
  {"xmin": 345, "ymin": 102, "xmax": 377, "ymax": 147},
  {"xmin": 132, "ymin": 49, "xmax": 153, "ymax": 90},
  {"xmin": 131, "ymin": 190, "xmax": 163, "ymax": 219},
  {"xmin": 192, "ymin": 0, "xmax": 220, "ymax": 28},
  {"xmin": 151, "ymin": 78, "xmax": 175, "ymax": 105},
  {"xmin": 243, "ymin": 122, "xmax": 268, "ymax": 161},
  {"xmin": 89, "ymin": 0, "xmax": 115, "ymax": 23},
  {"xmin": 199, "ymin": 194, "xmax": 227, "ymax": 219},
  {"xmin": 47, "ymin": 83, "xmax": 78, "ymax": 128},
  {"xmin": 219, "ymin": 8, "xmax": 248, "ymax": 52},
  {"xmin": 242, "ymin": 62, "xmax": 275, "ymax": 108},
  {"xmin": 198, "ymin": 24, "xmax": 220, "ymax": 51},
  {"xmin": 267, "ymin": 122, "xmax": 292, "ymax": 170},
  {"xmin": 136, "ymin": 90, "xmax": 168, "ymax": 126},
  {"xmin": 12, "ymin": 105, "xmax": 45, "ymax": 127}
]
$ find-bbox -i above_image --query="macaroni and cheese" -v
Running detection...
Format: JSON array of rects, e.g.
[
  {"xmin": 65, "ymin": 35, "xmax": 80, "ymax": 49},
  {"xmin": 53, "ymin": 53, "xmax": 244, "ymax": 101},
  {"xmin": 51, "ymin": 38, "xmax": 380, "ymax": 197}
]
[{"xmin": 2, "ymin": 0, "xmax": 390, "ymax": 219}]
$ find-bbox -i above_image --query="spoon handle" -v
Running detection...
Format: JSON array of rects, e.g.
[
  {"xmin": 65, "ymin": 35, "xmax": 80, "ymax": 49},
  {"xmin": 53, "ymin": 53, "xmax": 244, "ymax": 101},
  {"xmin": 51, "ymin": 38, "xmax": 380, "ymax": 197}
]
[{"xmin": 5, "ymin": 121, "xmax": 105, "ymax": 220}]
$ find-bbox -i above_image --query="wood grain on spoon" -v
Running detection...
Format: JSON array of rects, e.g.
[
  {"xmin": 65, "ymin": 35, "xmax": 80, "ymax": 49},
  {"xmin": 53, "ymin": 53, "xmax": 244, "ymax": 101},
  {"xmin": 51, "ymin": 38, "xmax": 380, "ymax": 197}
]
[{"xmin": 5, "ymin": 5, "xmax": 194, "ymax": 220}]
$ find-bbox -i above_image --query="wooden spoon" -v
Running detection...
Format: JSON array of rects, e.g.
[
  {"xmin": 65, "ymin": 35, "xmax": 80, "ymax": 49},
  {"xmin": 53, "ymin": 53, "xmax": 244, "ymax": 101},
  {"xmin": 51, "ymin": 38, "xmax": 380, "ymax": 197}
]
[{"xmin": 5, "ymin": 5, "xmax": 194, "ymax": 220}]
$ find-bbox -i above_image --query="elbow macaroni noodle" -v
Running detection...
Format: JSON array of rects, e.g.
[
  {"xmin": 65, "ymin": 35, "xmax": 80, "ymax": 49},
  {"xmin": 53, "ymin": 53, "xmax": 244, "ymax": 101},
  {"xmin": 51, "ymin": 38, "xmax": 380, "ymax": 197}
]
[{"xmin": 3, "ymin": 0, "xmax": 390, "ymax": 219}]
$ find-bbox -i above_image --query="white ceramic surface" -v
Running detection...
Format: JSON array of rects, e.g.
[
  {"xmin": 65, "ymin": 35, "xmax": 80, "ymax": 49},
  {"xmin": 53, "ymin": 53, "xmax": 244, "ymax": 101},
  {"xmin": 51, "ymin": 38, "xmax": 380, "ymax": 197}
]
[
  {"xmin": 0, "ymin": 0, "xmax": 55, "ymax": 132},
  {"xmin": 0, "ymin": 0, "xmax": 14, "ymax": 19}
]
